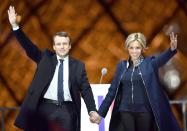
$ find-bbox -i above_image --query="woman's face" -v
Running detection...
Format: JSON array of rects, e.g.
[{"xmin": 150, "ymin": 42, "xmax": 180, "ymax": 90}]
[{"xmin": 127, "ymin": 41, "xmax": 143, "ymax": 61}]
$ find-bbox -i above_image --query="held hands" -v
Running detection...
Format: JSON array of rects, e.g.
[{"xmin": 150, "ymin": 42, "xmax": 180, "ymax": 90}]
[
  {"xmin": 170, "ymin": 32, "xmax": 178, "ymax": 51},
  {"xmin": 89, "ymin": 111, "xmax": 101, "ymax": 124},
  {"xmin": 7, "ymin": 5, "xmax": 20, "ymax": 28}
]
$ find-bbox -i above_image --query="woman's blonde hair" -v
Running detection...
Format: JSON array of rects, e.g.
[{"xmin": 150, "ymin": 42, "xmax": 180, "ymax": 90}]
[{"xmin": 125, "ymin": 33, "xmax": 146, "ymax": 48}]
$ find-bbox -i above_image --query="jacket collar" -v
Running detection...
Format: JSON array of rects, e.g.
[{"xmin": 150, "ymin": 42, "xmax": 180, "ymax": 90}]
[{"xmin": 126, "ymin": 55, "xmax": 144, "ymax": 68}]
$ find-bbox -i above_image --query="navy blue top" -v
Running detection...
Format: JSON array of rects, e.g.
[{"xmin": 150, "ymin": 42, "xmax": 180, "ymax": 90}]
[{"xmin": 119, "ymin": 65, "xmax": 151, "ymax": 112}]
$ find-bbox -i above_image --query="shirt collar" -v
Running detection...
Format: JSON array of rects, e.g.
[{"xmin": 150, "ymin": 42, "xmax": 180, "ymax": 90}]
[{"xmin": 56, "ymin": 55, "xmax": 69, "ymax": 63}]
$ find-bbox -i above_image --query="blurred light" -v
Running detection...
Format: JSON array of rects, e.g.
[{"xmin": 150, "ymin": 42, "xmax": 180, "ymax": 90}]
[{"xmin": 163, "ymin": 69, "xmax": 180, "ymax": 91}]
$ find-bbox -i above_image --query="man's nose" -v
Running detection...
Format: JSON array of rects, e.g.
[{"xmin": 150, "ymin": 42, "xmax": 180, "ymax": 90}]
[{"xmin": 60, "ymin": 44, "xmax": 65, "ymax": 48}]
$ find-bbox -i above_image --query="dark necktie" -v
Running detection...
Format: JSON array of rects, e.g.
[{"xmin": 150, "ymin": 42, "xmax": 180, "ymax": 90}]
[{"xmin": 58, "ymin": 59, "xmax": 64, "ymax": 102}]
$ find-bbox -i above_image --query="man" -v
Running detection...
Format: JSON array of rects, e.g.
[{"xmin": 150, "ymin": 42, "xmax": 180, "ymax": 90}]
[{"xmin": 8, "ymin": 5, "xmax": 100, "ymax": 131}]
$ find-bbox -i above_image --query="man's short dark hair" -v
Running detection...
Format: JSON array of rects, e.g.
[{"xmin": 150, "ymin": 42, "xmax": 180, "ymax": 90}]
[
  {"xmin": 53, "ymin": 31, "xmax": 71, "ymax": 45},
  {"xmin": 55, "ymin": 31, "xmax": 68, "ymax": 37}
]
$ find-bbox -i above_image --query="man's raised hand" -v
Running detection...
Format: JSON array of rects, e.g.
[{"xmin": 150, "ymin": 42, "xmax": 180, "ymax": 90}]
[{"xmin": 7, "ymin": 6, "xmax": 19, "ymax": 28}]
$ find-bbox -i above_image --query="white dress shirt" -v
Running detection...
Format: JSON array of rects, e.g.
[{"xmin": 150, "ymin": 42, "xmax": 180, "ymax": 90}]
[{"xmin": 44, "ymin": 55, "xmax": 72, "ymax": 101}]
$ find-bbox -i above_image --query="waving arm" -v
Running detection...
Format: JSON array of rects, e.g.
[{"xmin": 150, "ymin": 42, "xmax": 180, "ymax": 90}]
[{"xmin": 8, "ymin": 6, "xmax": 42, "ymax": 63}]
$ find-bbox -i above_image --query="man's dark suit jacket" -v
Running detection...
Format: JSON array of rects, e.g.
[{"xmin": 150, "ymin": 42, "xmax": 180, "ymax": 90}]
[{"xmin": 13, "ymin": 28, "xmax": 97, "ymax": 131}]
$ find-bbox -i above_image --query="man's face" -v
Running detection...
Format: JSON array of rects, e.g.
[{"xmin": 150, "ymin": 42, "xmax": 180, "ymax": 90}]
[{"xmin": 53, "ymin": 36, "xmax": 71, "ymax": 58}]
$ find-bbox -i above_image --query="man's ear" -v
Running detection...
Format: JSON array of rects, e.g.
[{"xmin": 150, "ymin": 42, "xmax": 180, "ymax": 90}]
[
  {"xmin": 53, "ymin": 45, "xmax": 56, "ymax": 50},
  {"xmin": 69, "ymin": 44, "xmax": 71, "ymax": 49}
]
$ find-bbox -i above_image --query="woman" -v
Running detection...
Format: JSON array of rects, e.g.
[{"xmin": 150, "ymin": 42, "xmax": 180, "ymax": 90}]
[{"xmin": 97, "ymin": 32, "xmax": 180, "ymax": 131}]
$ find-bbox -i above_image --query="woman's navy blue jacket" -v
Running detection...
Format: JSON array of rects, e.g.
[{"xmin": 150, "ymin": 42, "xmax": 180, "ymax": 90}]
[{"xmin": 98, "ymin": 49, "xmax": 181, "ymax": 131}]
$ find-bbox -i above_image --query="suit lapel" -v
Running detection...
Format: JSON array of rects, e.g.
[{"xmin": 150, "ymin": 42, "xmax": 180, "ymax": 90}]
[
  {"xmin": 39, "ymin": 52, "xmax": 57, "ymax": 79},
  {"xmin": 69, "ymin": 57, "xmax": 75, "ymax": 90},
  {"xmin": 51, "ymin": 54, "xmax": 58, "ymax": 70},
  {"xmin": 45, "ymin": 54, "xmax": 57, "ymax": 84}
]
